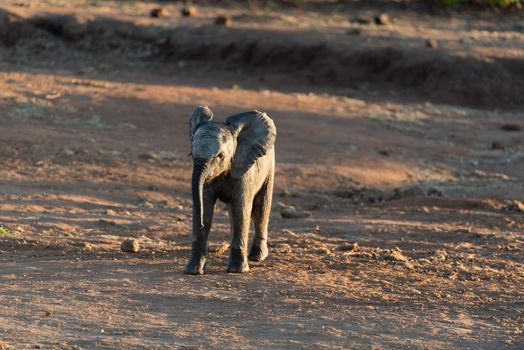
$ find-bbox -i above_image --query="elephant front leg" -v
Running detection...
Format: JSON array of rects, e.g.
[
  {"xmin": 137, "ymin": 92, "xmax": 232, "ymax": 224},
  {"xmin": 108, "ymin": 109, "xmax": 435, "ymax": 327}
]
[
  {"xmin": 184, "ymin": 196, "xmax": 216, "ymax": 275},
  {"xmin": 249, "ymin": 175, "xmax": 273, "ymax": 262},
  {"xmin": 227, "ymin": 196, "xmax": 253, "ymax": 273}
]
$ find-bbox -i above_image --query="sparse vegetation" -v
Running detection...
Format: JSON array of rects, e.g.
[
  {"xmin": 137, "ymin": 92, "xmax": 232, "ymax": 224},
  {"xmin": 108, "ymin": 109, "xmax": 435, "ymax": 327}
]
[
  {"xmin": 0, "ymin": 226, "xmax": 11, "ymax": 235},
  {"xmin": 441, "ymin": 0, "xmax": 524, "ymax": 7}
]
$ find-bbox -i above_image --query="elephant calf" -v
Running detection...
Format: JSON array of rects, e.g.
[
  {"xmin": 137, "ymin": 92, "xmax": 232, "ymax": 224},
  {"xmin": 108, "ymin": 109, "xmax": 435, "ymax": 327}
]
[{"xmin": 184, "ymin": 106, "xmax": 277, "ymax": 274}]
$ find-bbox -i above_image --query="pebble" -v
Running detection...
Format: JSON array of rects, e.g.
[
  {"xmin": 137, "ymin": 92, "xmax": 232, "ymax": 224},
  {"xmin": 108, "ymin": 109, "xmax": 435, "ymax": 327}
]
[
  {"xmin": 506, "ymin": 200, "xmax": 524, "ymax": 213},
  {"xmin": 62, "ymin": 147, "xmax": 75, "ymax": 156},
  {"xmin": 119, "ymin": 123, "xmax": 138, "ymax": 131},
  {"xmin": 378, "ymin": 149, "xmax": 391, "ymax": 156},
  {"xmin": 339, "ymin": 242, "xmax": 359, "ymax": 251},
  {"xmin": 181, "ymin": 7, "xmax": 197, "ymax": 17},
  {"xmin": 426, "ymin": 39, "xmax": 438, "ymax": 48},
  {"xmin": 139, "ymin": 151, "xmax": 177, "ymax": 161},
  {"xmin": 98, "ymin": 218, "xmax": 118, "ymax": 226},
  {"xmin": 374, "ymin": 13, "xmax": 390, "ymax": 25},
  {"xmin": 346, "ymin": 28, "xmax": 361, "ymax": 35},
  {"xmin": 426, "ymin": 187, "xmax": 443, "ymax": 197},
  {"xmin": 500, "ymin": 124, "xmax": 521, "ymax": 132},
  {"xmin": 280, "ymin": 206, "xmax": 311, "ymax": 219},
  {"xmin": 105, "ymin": 209, "xmax": 118, "ymax": 216},
  {"xmin": 432, "ymin": 249, "xmax": 448, "ymax": 262},
  {"xmin": 138, "ymin": 200, "xmax": 155, "ymax": 208},
  {"xmin": 379, "ymin": 247, "xmax": 408, "ymax": 262},
  {"xmin": 150, "ymin": 8, "xmax": 168, "ymax": 18},
  {"xmin": 147, "ymin": 184, "xmax": 159, "ymax": 191},
  {"xmin": 208, "ymin": 242, "xmax": 229, "ymax": 255},
  {"xmin": 121, "ymin": 239, "xmax": 140, "ymax": 253},
  {"xmin": 491, "ymin": 141, "xmax": 505, "ymax": 150},
  {"xmin": 215, "ymin": 15, "xmax": 232, "ymax": 26},
  {"xmin": 80, "ymin": 242, "xmax": 93, "ymax": 251},
  {"xmin": 314, "ymin": 247, "xmax": 331, "ymax": 255},
  {"xmin": 351, "ymin": 16, "xmax": 372, "ymax": 25},
  {"xmin": 274, "ymin": 243, "xmax": 292, "ymax": 254}
]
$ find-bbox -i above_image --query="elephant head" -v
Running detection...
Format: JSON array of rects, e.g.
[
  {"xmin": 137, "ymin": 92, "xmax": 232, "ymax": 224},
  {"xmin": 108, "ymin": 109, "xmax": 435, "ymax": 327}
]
[{"xmin": 189, "ymin": 105, "xmax": 276, "ymax": 229}]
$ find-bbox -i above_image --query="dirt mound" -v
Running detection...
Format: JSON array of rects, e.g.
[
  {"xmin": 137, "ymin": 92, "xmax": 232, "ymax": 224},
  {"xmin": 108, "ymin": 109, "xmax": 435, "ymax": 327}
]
[
  {"xmin": 0, "ymin": 9, "xmax": 47, "ymax": 46},
  {"xmin": 1, "ymin": 10, "xmax": 523, "ymax": 108},
  {"xmin": 160, "ymin": 25, "xmax": 524, "ymax": 108}
]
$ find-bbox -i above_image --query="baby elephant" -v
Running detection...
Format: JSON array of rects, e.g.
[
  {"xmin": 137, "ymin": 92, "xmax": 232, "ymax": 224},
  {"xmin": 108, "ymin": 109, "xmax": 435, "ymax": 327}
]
[{"xmin": 184, "ymin": 106, "xmax": 277, "ymax": 274}]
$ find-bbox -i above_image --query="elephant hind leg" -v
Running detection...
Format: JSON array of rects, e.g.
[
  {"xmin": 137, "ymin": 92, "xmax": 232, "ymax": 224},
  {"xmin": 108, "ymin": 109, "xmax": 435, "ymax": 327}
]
[{"xmin": 249, "ymin": 175, "xmax": 273, "ymax": 262}]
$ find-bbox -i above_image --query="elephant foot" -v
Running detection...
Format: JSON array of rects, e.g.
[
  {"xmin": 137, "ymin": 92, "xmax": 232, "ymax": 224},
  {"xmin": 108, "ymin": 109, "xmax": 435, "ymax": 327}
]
[
  {"xmin": 248, "ymin": 243, "xmax": 268, "ymax": 262},
  {"xmin": 183, "ymin": 254, "xmax": 206, "ymax": 275},
  {"xmin": 226, "ymin": 248, "xmax": 249, "ymax": 273}
]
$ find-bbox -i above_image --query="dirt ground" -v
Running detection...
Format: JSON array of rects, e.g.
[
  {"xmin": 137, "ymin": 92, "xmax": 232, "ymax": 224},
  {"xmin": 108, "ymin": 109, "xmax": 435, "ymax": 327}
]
[{"xmin": 0, "ymin": 1, "xmax": 523, "ymax": 349}]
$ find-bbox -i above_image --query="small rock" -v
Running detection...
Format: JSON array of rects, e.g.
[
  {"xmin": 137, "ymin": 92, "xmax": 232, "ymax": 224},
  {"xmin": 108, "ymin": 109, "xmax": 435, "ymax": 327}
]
[
  {"xmin": 280, "ymin": 206, "xmax": 311, "ymax": 219},
  {"xmin": 98, "ymin": 218, "xmax": 118, "ymax": 226},
  {"xmin": 403, "ymin": 185, "xmax": 426, "ymax": 197},
  {"xmin": 425, "ymin": 39, "xmax": 438, "ymax": 48},
  {"xmin": 208, "ymin": 242, "xmax": 230, "ymax": 255},
  {"xmin": 181, "ymin": 6, "xmax": 197, "ymax": 17},
  {"xmin": 119, "ymin": 122, "xmax": 138, "ymax": 131},
  {"xmin": 426, "ymin": 187, "xmax": 443, "ymax": 197},
  {"xmin": 156, "ymin": 200, "xmax": 170, "ymax": 208},
  {"xmin": 472, "ymin": 169, "xmax": 487, "ymax": 177},
  {"xmin": 491, "ymin": 141, "xmax": 505, "ymax": 150},
  {"xmin": 350, "ymin": 16, "xmax": 372, "ymax": 25},
  {"xmin": 45, "ymin": 311, "xmax": 52, "ymax": 317},
  {"xmin": 139, "ymin": 151, "xmax": 177, "ymax": 161},
  {"xmin": 378, "ymin": 149, "xmax": 391, "ymax": 156},
  {"xmin": 147, "ymin": 184, "xmax": 159, "ymax": 191},
  {"xmin": 500, "ymin": 124, "xmax": 521, "ymax": 132},
  {"xmin": 506, "ymin": 200, "xmax": 524, "ymax": 213},
  {"xmin": 105, "ymin": 209, "xmax": 118, "ymax": 216},
  {"xmin": 139, "ymin": 151, "xmax": 159, "ymax": 160},
  {"xmin": 121, "ymin": 239, "xmax": 140, "ymax": 253},
  {"xmin": 80, "ymin": 242, "xmax": 93, "ymax": 251},
  {"xmin": 98, "ymin": 149, "xmax": 123, "ymax": 158},
  {"xmin": 215, "ymin": 15, "xmax": 232, "ymax": 26},
  {"xmin": 339, "ymin": 242, "xmax": 359, "ymax": 251},
  {"xmin": 150, "ymin": 8, "xmax": 168, "ymax": 18},
  {"xmin": 62, "ymin": 147, "xmax": 75, "ymax": 156},
  {"xmin": 314, "ymin": 247, "xmax": 331, "ymax": 255},
  {"xmin": 421, "ymin": 206, "xmax": 430, "ymax": 214},
  {"xmin": 379, "ymin": 247, "xmax": 409, "ymax": 262},
  {"xmin": 273, "ymin": 243, "xmax": 292, "ymax": 254},
  {"xmin": 374, "ymin": 13, "xmax": 389, "ymax": 25},
  {"xmin": 138, "ymin": 200, "xmax": 155, "ymax": 208},
  {"xmin": 34, "ymin": 345, "xmax": 42, "ymax": 349},
  {"xmin": 346, "ymin": 28, "xmax": 361, "ymax": 35},
  {"xmin": 279, "ymin": 188, "xmax": 300, "ymax": 197},
  {"xmin": 432, "ymin": 249, "xmax": 448, "ymax": 262},
  {"xmin": 390, "ymin": 185, "xmax": 426, "ymax": 200}
]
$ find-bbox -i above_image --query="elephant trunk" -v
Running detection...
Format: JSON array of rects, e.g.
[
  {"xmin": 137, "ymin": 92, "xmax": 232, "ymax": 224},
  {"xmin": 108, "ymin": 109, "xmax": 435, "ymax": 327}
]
[{"xmin": 192, "ymin": 158, "xmax": 208, "ymax": 230}]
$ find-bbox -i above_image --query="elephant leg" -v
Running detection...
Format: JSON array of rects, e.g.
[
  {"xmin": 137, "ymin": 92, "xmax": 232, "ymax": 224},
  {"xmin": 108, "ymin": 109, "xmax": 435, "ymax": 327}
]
[
  {"xmin": 249, "ymin": 176, "xmax": 273, "ymax": 262},
  {"xmin": 227, "ymin": 193, "xmax": 253, "ymax": 273},
  {"xmin": 184, "ymin": 194, "xmax": 216, "ymax": 275}
]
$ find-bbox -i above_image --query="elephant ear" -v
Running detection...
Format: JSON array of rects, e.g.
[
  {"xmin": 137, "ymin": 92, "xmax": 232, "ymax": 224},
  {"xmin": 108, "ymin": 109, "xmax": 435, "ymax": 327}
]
[
  {"xmin": 226, "ymin": 110, "xmax": 276, "ymax": 179},
  {"xmin": 189, "ymin": 105, "xmax": 214, "ymax": 142}
]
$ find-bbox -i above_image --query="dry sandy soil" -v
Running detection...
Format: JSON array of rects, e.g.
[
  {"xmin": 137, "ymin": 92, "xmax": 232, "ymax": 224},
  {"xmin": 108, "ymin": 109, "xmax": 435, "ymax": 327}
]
[{"xmin": 0, "ymin": 1, "xmax": 523, "ymax": 349}]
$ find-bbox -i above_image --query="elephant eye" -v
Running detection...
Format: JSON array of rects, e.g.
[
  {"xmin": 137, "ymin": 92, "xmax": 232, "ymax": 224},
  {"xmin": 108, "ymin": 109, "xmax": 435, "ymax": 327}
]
[{"xmin": 216, "ymin": 153, "xmax": 224, "ymax": 160}]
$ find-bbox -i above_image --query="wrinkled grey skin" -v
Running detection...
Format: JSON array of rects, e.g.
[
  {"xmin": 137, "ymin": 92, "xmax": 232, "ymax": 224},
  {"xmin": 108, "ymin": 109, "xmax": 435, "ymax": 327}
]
[{"xmin": 184, "ymin": 106, "xmax": 277, "ymax": 274}]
